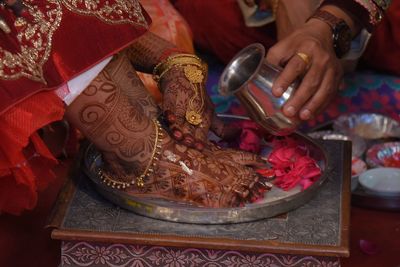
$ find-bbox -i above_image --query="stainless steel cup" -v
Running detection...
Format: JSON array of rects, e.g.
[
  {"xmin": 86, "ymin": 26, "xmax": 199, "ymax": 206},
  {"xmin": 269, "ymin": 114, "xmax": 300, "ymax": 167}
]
[{"xmin": 219, "ymin": 43, "xmax": 300, "ymax": 136}]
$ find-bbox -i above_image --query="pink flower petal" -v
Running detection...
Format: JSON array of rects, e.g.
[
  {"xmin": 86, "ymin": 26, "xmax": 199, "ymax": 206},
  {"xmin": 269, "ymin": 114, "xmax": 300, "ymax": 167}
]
[
  {"xmin": 268, "ymin": 137, "xmax": 322, "ymax": 191},
  {"xmin": 359, "ymin": 239, "xmax": 379, "ymax": 255},
  {"xmin": 299, "ymin": 179, "xmax": 314, "ymax": 190}
]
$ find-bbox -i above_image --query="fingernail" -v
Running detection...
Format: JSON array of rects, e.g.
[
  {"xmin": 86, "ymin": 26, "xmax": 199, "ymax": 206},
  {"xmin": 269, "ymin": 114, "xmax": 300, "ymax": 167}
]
[
  {"xmin": 301, "ymin": 109, "xmax": 311, "ymax": 120},
  {"xmin": 274, "ymin": 87, "xmax": 284, "ymax": 96},
  {"xmin": 167, "ymin": 113, "xmax": 176, "ymax": 123},
  {"xmin": 172, "ymin": 129, "xmax": 183, "ymax": 140},
  {"xmin": 285, "ymin": 106, "xmax": 296, "ymax": 117},
  {"xmin": 183, "ymin": 134, "xmax": 194, "ymax": 146},
  {"xmin": 164, "ymin": 110, "xmax": 176, "ymax": 123},
  {"xmin": 194, "ymin": 141, "xmax": 205, "ymax": 151},
  {"xmin": 242, "ymin": 190, "xmax": 250, "ymax": 198}
]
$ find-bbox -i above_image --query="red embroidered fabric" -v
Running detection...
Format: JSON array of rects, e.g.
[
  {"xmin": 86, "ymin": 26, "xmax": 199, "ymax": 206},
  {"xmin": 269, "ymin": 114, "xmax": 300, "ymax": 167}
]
[
  {"xmin": 362, "ymin": 1, "xmax": 400, "ymax": 76},
  {"xmin": 0, "ymin": 0, "xmax": 151, "ymax": 115},
  {"xmin": 0, "ymin": 0, "xmax": 151, "ymax": 214}
]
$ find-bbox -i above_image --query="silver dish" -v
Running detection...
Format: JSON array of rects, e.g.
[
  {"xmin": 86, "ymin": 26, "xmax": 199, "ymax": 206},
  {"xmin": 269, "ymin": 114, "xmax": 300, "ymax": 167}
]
[
  {"xmin": 83, "ymin": 116, "xmax": 330, "ymax": 224},
  {"xmin": 308, "ymin": 130, "xmax": 366, "ymax": 157},
  {"xmin": 333, "ymin": 113, "xmax": 400, "ymax": 140},
  {"xmin": 358, "ymin": 167, "xmax": 400, "ymax": 196},
  {"xmin": 366, "ymin": 142, "xmax": 400, "ymax": 168}
]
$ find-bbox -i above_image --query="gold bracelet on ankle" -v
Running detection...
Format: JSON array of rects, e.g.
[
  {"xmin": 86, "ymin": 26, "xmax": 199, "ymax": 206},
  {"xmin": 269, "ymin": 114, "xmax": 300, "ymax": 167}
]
[{"xmin": 98, "ymin": 119, "xmax": 164, "ymax": 189}]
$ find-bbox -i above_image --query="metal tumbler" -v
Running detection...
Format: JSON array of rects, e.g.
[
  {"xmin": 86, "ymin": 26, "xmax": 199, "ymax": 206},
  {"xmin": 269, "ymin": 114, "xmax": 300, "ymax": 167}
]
[{"xmin": 219, "ymin": 43, "xmax": 300, "ymax": 136}]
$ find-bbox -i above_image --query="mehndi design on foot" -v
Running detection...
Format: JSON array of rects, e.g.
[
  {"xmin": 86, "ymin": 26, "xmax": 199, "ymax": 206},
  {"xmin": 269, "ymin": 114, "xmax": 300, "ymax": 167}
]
[{"xmin": 65, "ymin": 50, "xmax": 266, "ymax": 209}]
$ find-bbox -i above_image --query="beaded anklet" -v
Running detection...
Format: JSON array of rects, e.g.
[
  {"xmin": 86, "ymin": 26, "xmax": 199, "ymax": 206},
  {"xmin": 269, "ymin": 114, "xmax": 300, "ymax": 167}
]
[{"xmin": 98, "ymin": 119, "xmax": 164, "ymax": 189}]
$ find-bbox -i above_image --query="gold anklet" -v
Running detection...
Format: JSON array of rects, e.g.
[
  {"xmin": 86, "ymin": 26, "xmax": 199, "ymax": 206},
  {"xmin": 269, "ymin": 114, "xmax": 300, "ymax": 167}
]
[{"xmin": 98, "ymin": 119, "xmax": 164, "ymax": 189}]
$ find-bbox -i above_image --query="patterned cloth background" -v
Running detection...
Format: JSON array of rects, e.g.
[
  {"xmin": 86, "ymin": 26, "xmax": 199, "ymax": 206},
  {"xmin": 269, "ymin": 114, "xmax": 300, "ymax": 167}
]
[{"xmin": 204, "ymin": 55, "xmax": 400, "ymax": 130}]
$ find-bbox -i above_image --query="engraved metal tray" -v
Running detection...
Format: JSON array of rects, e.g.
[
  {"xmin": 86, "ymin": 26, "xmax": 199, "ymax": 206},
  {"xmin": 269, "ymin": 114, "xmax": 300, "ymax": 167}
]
[{"xmin": 83, "ymin": 116, "xmax": 330, "ymax": 224}]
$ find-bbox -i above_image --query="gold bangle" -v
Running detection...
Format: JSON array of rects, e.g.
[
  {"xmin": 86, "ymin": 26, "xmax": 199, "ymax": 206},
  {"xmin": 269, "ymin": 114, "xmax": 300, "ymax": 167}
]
[
  {"xmin": 156, "ymin": 62, "xmax": 205, "ymax": 83},
  {"xmin": 98, "ymin": 119, "xmax": 164, "ymax": 189},
  {"xmin": 153, "ymin": 54, "xmax": 206, "ymax": 82},
  {"xmin": 153, "ymin": 54, "xmax": 208, "ymax": 126}
]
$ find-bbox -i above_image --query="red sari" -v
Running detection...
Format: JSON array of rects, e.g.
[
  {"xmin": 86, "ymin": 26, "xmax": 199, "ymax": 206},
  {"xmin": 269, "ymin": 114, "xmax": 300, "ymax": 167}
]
[{"xmin": 0, "ymin": 0, "xmax": 150, "ymax": 214}]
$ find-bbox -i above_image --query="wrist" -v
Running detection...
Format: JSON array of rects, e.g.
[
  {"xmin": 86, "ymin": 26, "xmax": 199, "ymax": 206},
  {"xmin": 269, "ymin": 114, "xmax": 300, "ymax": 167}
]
[
  {"xmin": 307, "ymin": 16, "xmax": 332, "ymax": 33},
  {"xmin": 305, "ymin": 18, "xmax": 334, "ymax": 46},
  {"xmin": 153, "ymin": 53, "xmax": 207, "ymax": 84},
  {"xmin": 308, "ymin": 8, "xmax": 354, "ymax": 58},
  {"xmin": 319, "ymin": 5, "xmax": 360, "ymax": 37}
]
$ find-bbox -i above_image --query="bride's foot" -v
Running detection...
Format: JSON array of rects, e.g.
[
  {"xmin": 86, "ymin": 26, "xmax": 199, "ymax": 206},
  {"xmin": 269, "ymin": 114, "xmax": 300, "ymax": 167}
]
[{"xmin": 101, "ymin": 125, "xmax": 266, "ymax": 208}]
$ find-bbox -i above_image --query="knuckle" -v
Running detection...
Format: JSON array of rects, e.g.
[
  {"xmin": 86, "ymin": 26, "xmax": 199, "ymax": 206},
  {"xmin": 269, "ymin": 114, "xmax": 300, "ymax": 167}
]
[
  {"xmin": 304, "ymin": 77, "xmax": 320, "ymax": 90},
  {"xmin": 305, "ymin": 98, "xmax": 323, "ymax": 113},
  {"xmin": 267, "ymin": 46, "xmax": 280, "ymax": 56},
  {"xmin": 291, "ymin": 61, "xmax": 304, "ymax": 76},
  {"xmin": 326, "ymin": 86, "xmax": 338, "ymax": 97},
  {"xmin": 276, "ymin": 75, "xmax": 291, "ymax": 88},
  {"xmin": 304, "ymin": 39, "xmax": 321, "ymax": 51},
  {"xmin": 320, "ymin": 53, "xmax": 330, "ymax": 64},
  {"xmin": 266, "ymin": 46, "xmax": 284, "ymax": 64},
  {"xmin": 303, "ymin": 72, "xmax": 321, "ymax": 89}
]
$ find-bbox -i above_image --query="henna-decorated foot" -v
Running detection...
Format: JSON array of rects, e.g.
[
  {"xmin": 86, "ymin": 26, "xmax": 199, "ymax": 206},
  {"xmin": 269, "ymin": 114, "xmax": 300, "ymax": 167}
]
[{"xmin": 113, "ymin": 133, "xmax": 266, "ymax": 208}]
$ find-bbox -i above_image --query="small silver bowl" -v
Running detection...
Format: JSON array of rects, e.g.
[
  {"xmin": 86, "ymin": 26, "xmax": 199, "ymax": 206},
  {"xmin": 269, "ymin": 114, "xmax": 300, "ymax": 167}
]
[
  {"xmin": 219, "ymin": 43, "xmax": 300, "ymax": 136},
  {"xmin": 333, "ymin": 113, "xmax": 400, "ymax": 140}
]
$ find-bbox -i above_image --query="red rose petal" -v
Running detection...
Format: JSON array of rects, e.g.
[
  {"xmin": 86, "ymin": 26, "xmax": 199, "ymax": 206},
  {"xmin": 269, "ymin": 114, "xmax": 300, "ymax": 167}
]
[
  {"xmin": 359, "ymin": 239, "xmax": 379, "ymax": 255},
  {"xmin": 267, "ymin": 137, "xmax": 321, "ymax": 191}
]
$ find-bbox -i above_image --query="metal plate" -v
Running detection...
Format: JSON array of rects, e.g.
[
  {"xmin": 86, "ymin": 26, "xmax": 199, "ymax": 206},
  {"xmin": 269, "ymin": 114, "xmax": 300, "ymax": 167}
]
[
  {"xmin": 83, "ymin": 116, "xmax": 330, "ymax": 224},
  {"xmin": 333, "ymin": 113, "xmax": 400, "ymax": 139}
]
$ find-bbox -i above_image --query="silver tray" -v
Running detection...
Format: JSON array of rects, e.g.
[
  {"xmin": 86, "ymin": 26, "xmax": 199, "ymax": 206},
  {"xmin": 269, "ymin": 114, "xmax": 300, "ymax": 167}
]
[{"xmin": 83, "ymin": 116, "xmax": 330, "ymax": 224}]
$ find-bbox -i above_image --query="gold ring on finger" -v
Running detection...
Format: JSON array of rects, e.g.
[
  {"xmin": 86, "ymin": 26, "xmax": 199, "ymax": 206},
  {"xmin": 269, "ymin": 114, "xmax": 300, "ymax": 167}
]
[{"xmin": 296, "ymin": 52, "xmax": 311, "ymax": 67}]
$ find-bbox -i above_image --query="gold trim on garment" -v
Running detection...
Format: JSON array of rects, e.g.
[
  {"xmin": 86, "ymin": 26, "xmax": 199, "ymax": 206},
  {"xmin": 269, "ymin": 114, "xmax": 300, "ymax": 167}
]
[
  {"xmin": 0, "ymin": 0, "xmax": 148, "ymax": 83},
  {"xmin": 61, "ymin": 0, "xmax": 148, "ymax": 27}
]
